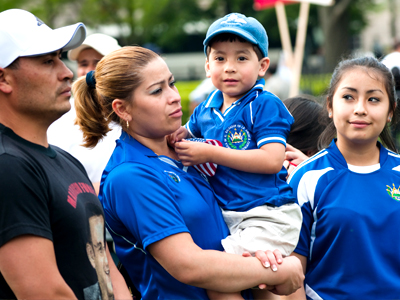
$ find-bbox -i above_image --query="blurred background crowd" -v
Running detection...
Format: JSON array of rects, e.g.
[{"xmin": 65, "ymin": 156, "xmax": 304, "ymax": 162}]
[{"xmin": 3, "ymin": 0, "xmax": 400, "ymax": 126}]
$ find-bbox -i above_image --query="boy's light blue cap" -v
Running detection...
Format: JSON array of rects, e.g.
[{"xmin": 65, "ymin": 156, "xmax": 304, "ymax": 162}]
[{"xmin": 203, "ymin": 13, "xmax": 268, "ymax": 58}]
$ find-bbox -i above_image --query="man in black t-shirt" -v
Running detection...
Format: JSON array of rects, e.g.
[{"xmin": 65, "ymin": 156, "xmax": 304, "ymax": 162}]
[{"xmin": 0, "ymin": 9, "xmax": 131, "ymax": 300}]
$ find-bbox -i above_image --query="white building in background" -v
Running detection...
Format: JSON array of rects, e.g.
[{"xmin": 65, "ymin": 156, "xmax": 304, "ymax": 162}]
[{"xmin": 361, "ymin": 0, "xmax": 400, "ymax": 56}]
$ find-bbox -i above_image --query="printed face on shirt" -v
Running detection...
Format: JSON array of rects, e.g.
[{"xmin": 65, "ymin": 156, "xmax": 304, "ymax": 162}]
[
  {"xmin": 205, "ymin": 40, "xmax": 269, "ymax": 105},
  {"xmin": 87, "ymin": 215, "xmax": 113, "ymax": 300},
  {"xmin": 330, "ymin": 67, "xmax": 392, "ymax": 149},
  {"xmin": 4, "ymin": 52, "xmax": 73, "ymax": 124},
  {"xmin": 129, "ymin": 56, "xmax": 182, "ymax": 138},
  {"xmin": 77, "ymin": 48, "xmax": 103, "ymax": 78}
]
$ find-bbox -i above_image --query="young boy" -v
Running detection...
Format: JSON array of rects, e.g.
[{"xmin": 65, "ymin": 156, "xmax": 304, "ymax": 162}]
[{"xmin": 172, "ymin": 13, "xmax": 302, "ymax": 299}]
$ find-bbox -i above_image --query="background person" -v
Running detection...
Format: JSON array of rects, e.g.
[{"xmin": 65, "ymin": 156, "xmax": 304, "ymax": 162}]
[
  {"xmin": 48, "ymin": 33, "xmax": 122, "ymax": 194},
  {"xmin": 381, "ymin": 41, "xmax": 400, "ymax": 150},
  {"xmin": 72, "ymin": 45, "xmax": 304, "ymax": 300},
  {"xmin": 283, "ymin": 95, "xmax": 329, "ymax": 176},
  {"xmin": 285, "ymin": 56, "xmax": 400, "ymax": 300},
  {"xmin": 188, "ymin": 77, "xmax": 216, "ymax": 114},
  {"xmin": 0, "ymin": 9, "xmax": 131, "ymax": 299}
]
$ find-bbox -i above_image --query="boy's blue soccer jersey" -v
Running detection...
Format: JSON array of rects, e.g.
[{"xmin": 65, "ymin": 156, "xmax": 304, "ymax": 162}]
[
  {"xmin": 185, "ymin": 79, "xmax": 295, "ymax": 211},
  {"xmin": 99, "ymin": 132, "xmax": 238, "ymax": 300},
  {"xmin": 288, "ymin": 140, "xmax": 400, "ymax": 300}
]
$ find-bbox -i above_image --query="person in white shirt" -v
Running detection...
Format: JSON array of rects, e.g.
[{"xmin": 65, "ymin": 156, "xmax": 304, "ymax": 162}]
[{"xmin": 48, "ymin": 33, "xmax": 122, "ymax": 194}]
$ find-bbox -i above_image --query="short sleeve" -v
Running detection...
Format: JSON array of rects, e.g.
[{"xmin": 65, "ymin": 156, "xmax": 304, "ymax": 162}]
[
  {"xmin": 102, "ymin": 162, "xmax": 189, "ymax": 250},
  {"xmin": 185, "ymin": 104, "xmax": 202, "ymax": 138},
  {"xmin": 0, "ymin": 155, "xmax": 52, "ymax": 247},
  {"xmin": 251, "ymin": 94, "xmax": 294, "ymax": 148}
]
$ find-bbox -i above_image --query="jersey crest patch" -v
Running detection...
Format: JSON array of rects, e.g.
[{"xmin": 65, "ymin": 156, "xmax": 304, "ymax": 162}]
[
  {"xmin": 386, "ymin": 184, "xmax": 400, "ymax": 201},
  {"xmin": 224, "ymin": 124, "xmax": 250, "ymax": 150},
  {"xmin": 165, "ymin": 171, "xmax": 180, "ymax": 183}
]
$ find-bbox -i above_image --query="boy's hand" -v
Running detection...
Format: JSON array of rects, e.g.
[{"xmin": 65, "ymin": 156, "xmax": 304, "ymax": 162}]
[
  {"xmin": 245, "ymin": 249, "xmax": 283, "ymax": 271},
  {"xmin": 167, "ymin": 126, "xmax": 188, "ymax": 148},
  {"xmin": 175, "ymin": 140, "xmax": 214, "ymax": 166}
]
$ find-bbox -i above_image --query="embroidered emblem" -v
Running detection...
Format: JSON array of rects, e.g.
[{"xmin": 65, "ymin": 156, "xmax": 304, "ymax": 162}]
[
  {"xmin": 221, "ymin": 14, "xmax": 247, "ymax": 25},
  {"xmin": 165, "ymin": 171, "xmax": 180, "ymax": 183},
  {"xmin": 36, "ymin": 17, "xmax": 44, "ymax": 26},
  {"xmin": 386, "ymin": 184, "xmax": 400, "ymax": 201},
  {"xmin": 224, "ymin": 124, "xmax": 250, "ymax": 150}
]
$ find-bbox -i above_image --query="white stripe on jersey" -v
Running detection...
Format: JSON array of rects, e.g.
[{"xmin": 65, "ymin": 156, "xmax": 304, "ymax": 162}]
[
  {"xmin": 223, "ymin": 102, "xmax": 237, "ymax": 116},
  {"xmin": 388, "ymin": 151, "xmax": 400, "ymax": 158},
  {"xmin": 257, "ymin": 137, "xmax": 286, "ymax": 147},
  {"xmin": 185, "ymin": 123, "xmax": 197, "ymax": 138},
  {"xmin": 205, "ymin": 89, "xmax": 218, "ymax": 108},
  {"xmin": 287, "ymin": 150, "xmax": 329, "ymax": 184},
  {"xmin": 305, "ymin": 284, "xmax": 324, "ymax": 300},
  {"xmin": 310, "ymin": 207, "xmax": 318, "ymax": 260},
  {"xmin": 250, "ymin": 101, "xmax": 254, "ymax": 125},
  {"xmin": 297, "ymin": 168, "xmax": 334, "ymax": 208},
  {"xmin": 254, "ymin": 83, "xmax": 264, "ymax": 90},
  {"xmin": 212, "ymin": 108, "xmax": 224, "ymax": 122},
  {"xmin": 158, "ymin": 156, "xmax": 178, "ymax": 168}
]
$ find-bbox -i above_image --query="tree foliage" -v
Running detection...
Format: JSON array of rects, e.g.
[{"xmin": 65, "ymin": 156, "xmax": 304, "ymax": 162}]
[{"xmin": 0, "ymin": 0, "xmax": 382, "ymax": 70}]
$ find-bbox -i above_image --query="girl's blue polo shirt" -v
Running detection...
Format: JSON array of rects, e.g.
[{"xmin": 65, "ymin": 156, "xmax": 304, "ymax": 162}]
[
  {"xmin": 98, "ymin": 132, "xmax": 235, "ymax": 299},
  {"xmin": 186, "ymin": 79, "xmax": 295, "ymax": 211},
  {"xmin": 288, "ymin": 140, "xmax": 400, "ymax": 299}
]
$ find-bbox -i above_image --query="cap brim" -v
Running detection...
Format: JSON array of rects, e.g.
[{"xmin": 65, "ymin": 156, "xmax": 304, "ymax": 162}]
[
  {"xmin": 23, "ymin": 23, "xmax": 86, "ymax": 57},
  {"xmin": 203, "ymin": 28, "xmax": 258, "ymax": 55},
  {"xmin": 68, "ymin": 44, "xmax": 91, "ymax": 61}
]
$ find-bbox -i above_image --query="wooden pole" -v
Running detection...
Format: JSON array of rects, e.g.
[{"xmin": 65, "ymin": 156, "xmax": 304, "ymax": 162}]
[
  {"xmin": 275, "ymin": 2, "xmax": 294, "ymax": 66},
  {"xmin": 289, "ymin": 1, "xmax": 310, "ymax": 97}
]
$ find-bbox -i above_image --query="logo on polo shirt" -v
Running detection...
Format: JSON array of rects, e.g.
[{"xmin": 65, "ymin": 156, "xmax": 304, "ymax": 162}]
[
  {"xmin": 36, "ymin": 17, "xmax": 44, "ymax": 26},
  {"xmin": 224, "ymin": 124, "xmax": 250, "ymax": 150},
  {"xmin": 165, "ymin": 171, "xmax": 180, "ymax": 183},
  {"xmin": 386, "ymin": 184, "xmax": 400, "ymax": 201}
]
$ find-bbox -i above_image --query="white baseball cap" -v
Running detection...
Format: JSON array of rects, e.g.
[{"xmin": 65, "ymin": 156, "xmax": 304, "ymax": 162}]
[
  {"xmin": 0, "ymin": 9, "xmax": 86, "ymax": 68},
  {"xmin": 67, "ymin": 33, "xmax": 121, "ymax": 61}
]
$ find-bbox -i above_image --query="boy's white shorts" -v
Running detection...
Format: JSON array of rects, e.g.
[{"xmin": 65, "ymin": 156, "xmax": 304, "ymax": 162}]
[{"xmin": 221, "ymin": 203, "xmax": 302, "ymax": 256}]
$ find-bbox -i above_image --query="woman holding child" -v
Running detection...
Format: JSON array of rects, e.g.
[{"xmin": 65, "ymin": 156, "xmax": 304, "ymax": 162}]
[{"xmin": 72, "ymin": 45, "xmax": 303, "ymax": 299}]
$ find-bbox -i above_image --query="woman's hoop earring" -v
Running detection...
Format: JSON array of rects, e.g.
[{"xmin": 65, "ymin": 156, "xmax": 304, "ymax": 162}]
[{"xmin": 126, "ymin": 120, "xmax": 129, "ymax": 129}]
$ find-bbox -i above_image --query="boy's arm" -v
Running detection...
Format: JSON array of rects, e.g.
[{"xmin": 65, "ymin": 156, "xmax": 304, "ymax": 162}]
[{"xmin": 175, "ymin": 140, "xmax": 285, "ymax": 174}]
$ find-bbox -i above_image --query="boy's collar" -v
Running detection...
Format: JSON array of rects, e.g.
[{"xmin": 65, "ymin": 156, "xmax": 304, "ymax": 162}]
[{"xmin": 205, "ymin": 78, "xmax": 265, "ymax": 109}]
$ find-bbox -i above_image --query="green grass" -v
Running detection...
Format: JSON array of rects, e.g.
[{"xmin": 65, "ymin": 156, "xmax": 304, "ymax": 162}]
[
  {"xmin": 300, "ymin": 73, "xmax": 332, "ymax": 97},
  {"xmin": 176, "ymin": 74, "xmax": 332, "ymax": 122},
  {"xmin": 175, "ymin": 80, "xmax": 202, "ymax": 123}
]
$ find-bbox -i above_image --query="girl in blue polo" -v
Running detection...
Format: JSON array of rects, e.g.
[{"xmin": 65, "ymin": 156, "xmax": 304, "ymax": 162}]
[{"xmin": 286, "ymin": 56, "xmax": 400, "ymax": 300}]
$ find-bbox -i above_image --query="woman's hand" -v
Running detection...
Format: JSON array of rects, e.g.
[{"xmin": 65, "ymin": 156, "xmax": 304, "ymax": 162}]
[
  {"xmin": 167, "ymin": 126, "xmax": 188, "ymax": 148},
  {"xmin": 270, "ymin": 255, "xmax": 304, "ymax": 295}
]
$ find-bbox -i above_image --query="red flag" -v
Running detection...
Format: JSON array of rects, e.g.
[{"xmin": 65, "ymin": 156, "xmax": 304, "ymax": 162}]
[
  {"xmin": 253, "ymin": 0, "xmax": 296, "ymax": 10},
  {"xmin": 186, "ymin": 138, "xmax": 222, "ymax": 177}
]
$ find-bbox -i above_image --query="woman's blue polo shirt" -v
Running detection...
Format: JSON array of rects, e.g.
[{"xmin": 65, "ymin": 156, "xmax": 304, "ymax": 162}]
[{"xmin": 98, "ymin": 132, "xmax": 235, "ymax": 299}]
